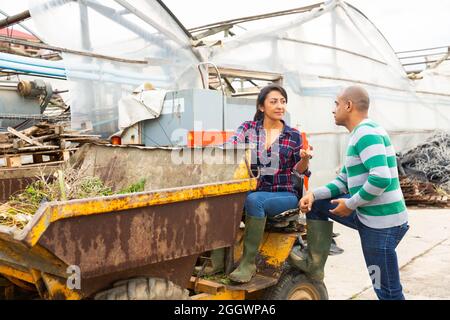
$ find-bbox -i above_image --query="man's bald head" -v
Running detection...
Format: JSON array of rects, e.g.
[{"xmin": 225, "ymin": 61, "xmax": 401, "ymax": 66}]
[{"xmin": 340, "ymin": 86, "xmax": 370, "ymax": 112}]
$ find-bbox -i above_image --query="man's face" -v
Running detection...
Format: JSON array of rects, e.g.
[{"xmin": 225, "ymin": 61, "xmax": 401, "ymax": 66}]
[{"xmin": 333, "ymin": 94, "xmax": 349, "ymax": 126}]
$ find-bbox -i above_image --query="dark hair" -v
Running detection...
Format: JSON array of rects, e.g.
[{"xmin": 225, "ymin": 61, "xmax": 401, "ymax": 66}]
[{"xmin": 253, "ymin": 84, "xmax": 288, "ymax": 121}]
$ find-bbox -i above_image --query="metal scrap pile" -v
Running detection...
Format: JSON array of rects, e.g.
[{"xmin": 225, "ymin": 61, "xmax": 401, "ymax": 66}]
[{"xmin": 397, "ymin": 132, "xmax": 450, "ymax": 207}]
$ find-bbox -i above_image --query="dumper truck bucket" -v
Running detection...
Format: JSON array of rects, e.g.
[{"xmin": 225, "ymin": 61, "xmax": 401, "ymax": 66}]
[{"xmin": 0, "ymin": 144, "xmax": 256, "ymax": 298}]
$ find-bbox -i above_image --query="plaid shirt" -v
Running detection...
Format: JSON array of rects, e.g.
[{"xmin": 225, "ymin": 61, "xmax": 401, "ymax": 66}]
[{"xmin": 228, "ymin": 120, "xmax": 310, "ymax": 196}]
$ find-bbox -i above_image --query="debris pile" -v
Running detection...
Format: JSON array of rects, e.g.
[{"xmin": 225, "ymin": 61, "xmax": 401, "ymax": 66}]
[
  {"xmin": 0, "ymin": 166, "xmax": 146, "ymax": 229},
  {"xmin": 397, "ymin": 132, "xmax": 450, "ymax": 207},
  {"xmin": 0, "ymin": 123, "xmax": 102, "ymax": 168},
  {"xmin": 400, "ymin": 176, "xmax": 448, "ymax": 207}
]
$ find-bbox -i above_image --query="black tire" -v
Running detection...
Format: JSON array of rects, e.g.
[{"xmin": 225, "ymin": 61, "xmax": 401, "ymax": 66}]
[
  {"xmin": 263, "ymin": 267, "xmax": 328, "ymax": 300},
  {"xmin": 94, "ymin": 277, "xmax": 190, "ymax": 300}
]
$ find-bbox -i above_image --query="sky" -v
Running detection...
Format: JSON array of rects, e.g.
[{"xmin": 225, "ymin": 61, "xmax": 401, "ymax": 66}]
[{"xmin": 1, "ymin": 0, "xmax": 449, "ymax": 53}]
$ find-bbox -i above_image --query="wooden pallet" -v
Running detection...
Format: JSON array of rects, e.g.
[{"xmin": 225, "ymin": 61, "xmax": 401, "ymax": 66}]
[{"xmin": 0, "ymin": 148, "xmax": 76, "ymax": 168}]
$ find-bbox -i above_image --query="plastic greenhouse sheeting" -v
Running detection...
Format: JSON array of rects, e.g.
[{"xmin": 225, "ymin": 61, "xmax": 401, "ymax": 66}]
[
  {"xmin": 204, "ymin": 0, "xmax": 450, "ymax": 185},
  {"xmin": 28, "ymin": 0, "xmax": 202, "ymax": 137},
  {"xmin": 24, "ymin": 0, "xmax": 450, "ymax": 187}
]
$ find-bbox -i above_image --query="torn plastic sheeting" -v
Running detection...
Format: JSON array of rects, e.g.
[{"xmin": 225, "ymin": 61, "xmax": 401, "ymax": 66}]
[
  {"xmin": 28, "ymin": 0, "xmax": 202, "ymax": 136},
  {"xmin": 210, "ymin": 1, "xmax": 333, "ymax": 53},
  {"xmin": 65, "ymin": 71, "xmax": 164, "ymax": 87},
  {"xmin": 118, "ymin": 88, "xmax": 168, "ymax": 130},
  {"xmin": 64, "ymin": 64, "xmax": 169, "ymax": 86},
  {"xmin": 64, "ymin": 62, "xmax": 169, "ymax": 82}
]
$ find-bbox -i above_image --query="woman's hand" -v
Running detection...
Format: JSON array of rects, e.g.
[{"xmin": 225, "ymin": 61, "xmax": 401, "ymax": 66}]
[
  {"xmin": 300, "ymin": 145, "xmax": 313, "ymax": 160},
  {"xmin": 295, "ymin": 145, "xmax": 313, "ymax": 174},
  {"xmin": 299, "ymin": 191, "xmax": 315, "ymax": 213}
]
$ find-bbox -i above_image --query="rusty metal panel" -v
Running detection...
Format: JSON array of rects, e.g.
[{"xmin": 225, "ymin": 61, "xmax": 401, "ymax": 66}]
[
  {"xmin": 17, "ymin": 178, "xmax": 255, "ymax": 247},
  {"xmin": 256, "ymin": 232, "xmax": 298, "ymax": 278},
  {"xmin": 38, "ymin": 193, "xmax": 246, "ymax": 280},
  {"xmin": 70, "ymin": 144, "xmax": 251, "ymax": 192},
  {"xmin": 0, "ymin": 177, "xmax": 35, "ymax": 202},
  {"xmin": 0, "ymin": 166, "xmax": 58, "ymax": 202},
  {"xmin": 0, "ymin": 237, "xmax": 67, "ymax": 279}
]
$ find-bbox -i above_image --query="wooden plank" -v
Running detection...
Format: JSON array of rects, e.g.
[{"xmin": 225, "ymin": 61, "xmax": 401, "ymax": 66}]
[
  {"xmin": 190, "ymin": 293, "xmax": 212, "ymax": 300},
  {"xmin": 61, "ymin": 134, "xmax": 101, "ymax": 138},
  {"xmin": 11, "ymin": 160, "xmax": 64, "ymax": 168},
  {"xmin": 13, "ymin": 139, "xmax": 25, "ymax": 149},
  {"xmin": 209, "ymin": 66, "xmax": 282, "ymax": 81},
  {"xmin": 6, "ymin": 156, "xmax": 22, "ymax": 168},
  {"xmin": 63, "ymin": 139, "xmax": 98, "ymax": 144},
  {"xmin": 54, "ymin": 125, "xmax": 64, "ymax": 135},
  {"xmin": 0, "ymin": 134, "xmax": 9, "ymax": 144},
  {"xmin": 7, "ymin": 127, "xmax": 43, "ymax": 146},
  {"xmin": 17, "ymin": 145, "xmax": 59, "ymax": 152},
  {"xmin": 21, "ymin": 126, "xmax": 40, "ymax": 137},
  {"xmin": 32, "ymin": 134, "xmax": 60, "ymax": 143},
  {"xmin": 0, "ymin": 148, "xmax": 78, "ymax": 158},
  {"xmin": 61, "ymin": 150, "xmax": 70, "ymax": 161},
  {"xmin": 188, "ymin": 276, "xmax": 226, "ymax": 295},
  {"xmin": 0, "ymin": 35, "xmax": 149, "ymax": 65},
  {"xmin": 0, "ymin": 143, "xmax": 13, "ymax": 150},
  {"xmin": 59, "ymin": 139, "xmax": 66, "ymax": 150},
  {"xmin": 225, "ymin": 274, "xmax": 278, "ymax": 293}
]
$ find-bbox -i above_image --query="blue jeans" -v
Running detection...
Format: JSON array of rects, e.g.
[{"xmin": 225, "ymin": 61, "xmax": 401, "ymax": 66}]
[
  {"xmin": 245, "ymin": 191, "xmax": 299, "ymax": 218},
  {"xmin": 307, "ymin": 194, "xmax": 409, "ymax": 300}
]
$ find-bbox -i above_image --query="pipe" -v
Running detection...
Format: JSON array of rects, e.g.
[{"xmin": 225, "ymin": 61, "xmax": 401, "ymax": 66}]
[
  {"xmin": 189, "ymin": 2, "xmax": 324, "ymax": 33},
  {"xmin": 0, "ymin": 52, "xmax": 65, "ymax": 70},
  {"xmin": 0, "ymin": 10, "xmax": 31, "ymax": 29},
  {"xmin": 0, "ymin": 52, "xmax": 169, "ymax": 85},
  {"xmin": 0, "ymin": 59, "xmax": 66, "ymax": 78},
  {"xmin": 0, "ymin": 9, "xmax": 41, "ymax": 41},
  {"xmin": 0, "ymin": 36, "xmax": 148, "ymax": 65}
]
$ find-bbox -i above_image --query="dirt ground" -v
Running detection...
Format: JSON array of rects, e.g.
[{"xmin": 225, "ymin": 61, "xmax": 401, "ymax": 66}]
[{"xmin": 324, "ymin": 208, "xmax": 450, "ymax": 300}]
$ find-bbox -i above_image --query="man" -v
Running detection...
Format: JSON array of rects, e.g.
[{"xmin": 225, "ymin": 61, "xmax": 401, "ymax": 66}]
[{"xmin": 289, "ymin": 86, "xmax": 409, "ymax": 300}]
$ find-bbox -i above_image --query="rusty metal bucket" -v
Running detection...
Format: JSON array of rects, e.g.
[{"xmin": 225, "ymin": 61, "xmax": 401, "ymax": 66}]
[{"xmin": 0, "ymin": 144, "xmax": 256, "ymax": 299}]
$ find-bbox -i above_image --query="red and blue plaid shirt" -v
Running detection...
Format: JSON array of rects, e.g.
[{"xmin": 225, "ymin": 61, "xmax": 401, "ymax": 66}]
[{"xmin": 228, "ymin": 120, "xmax": 310, "ymax": 196}]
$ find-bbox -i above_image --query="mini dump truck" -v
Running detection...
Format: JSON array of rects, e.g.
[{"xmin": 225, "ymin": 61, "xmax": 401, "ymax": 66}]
[{"xmin": 0, "ymin": 144, "xmax": 328, "ymax": 300}]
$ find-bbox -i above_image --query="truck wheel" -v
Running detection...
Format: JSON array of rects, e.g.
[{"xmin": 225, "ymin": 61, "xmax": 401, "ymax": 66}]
[
  {"xmin": 94, "ymin": 277, "xmax": 190, "ymax": 300},
  {"xmin": 263, "ymin": 268, "xmax": 328, "ymax": 300}
]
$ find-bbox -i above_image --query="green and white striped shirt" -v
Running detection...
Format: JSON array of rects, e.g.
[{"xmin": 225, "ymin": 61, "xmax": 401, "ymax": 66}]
[{"xmin": 313, "ymin": 119, "xmax": 408, "ymax": 229}]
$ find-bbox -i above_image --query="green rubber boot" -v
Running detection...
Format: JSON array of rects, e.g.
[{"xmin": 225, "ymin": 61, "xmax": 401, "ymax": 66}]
[
  {"xmin": 194, "ymin": 248, "xmax": 225, "ymax": 276},
  {"xmin": 228, "ymin": 215, "xmax": 266, "ymax": 284},
  {"xmin": 288, "ymin": 219, "xmax": 333, "ymax": 281}
]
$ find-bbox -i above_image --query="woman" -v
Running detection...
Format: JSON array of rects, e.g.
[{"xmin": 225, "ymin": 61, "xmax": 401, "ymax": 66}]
[{"xmin": 227, "ymin": 84, "xmax": 313, "ymax": 283}]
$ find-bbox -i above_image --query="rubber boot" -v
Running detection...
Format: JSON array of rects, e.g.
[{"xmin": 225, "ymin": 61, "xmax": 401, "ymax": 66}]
[
  {"xmin": 194, "ymin": 248, "xmax": 225, "ymax": 276},
  {"xmin": 288, "ymin": 219, "xmax": 333, "ymax": 281},
  {"xmin": 228, "ymin": 215, "xmax": 266, "ymax": 284}
]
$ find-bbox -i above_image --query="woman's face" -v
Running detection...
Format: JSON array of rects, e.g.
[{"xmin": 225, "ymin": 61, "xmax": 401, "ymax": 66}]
[{"xmin": 259, "ymin": 90, "xmax": 287, "ymax": 121}]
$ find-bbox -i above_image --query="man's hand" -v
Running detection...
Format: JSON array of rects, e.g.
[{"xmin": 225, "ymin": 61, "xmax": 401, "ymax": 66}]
[
  {"xmin": 299, "ymin": 192, "xmax": 315, "ymax": 213},
  {"xmin": 329, "ymin": 199, "xmax": 353, "ymax": 217}
]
